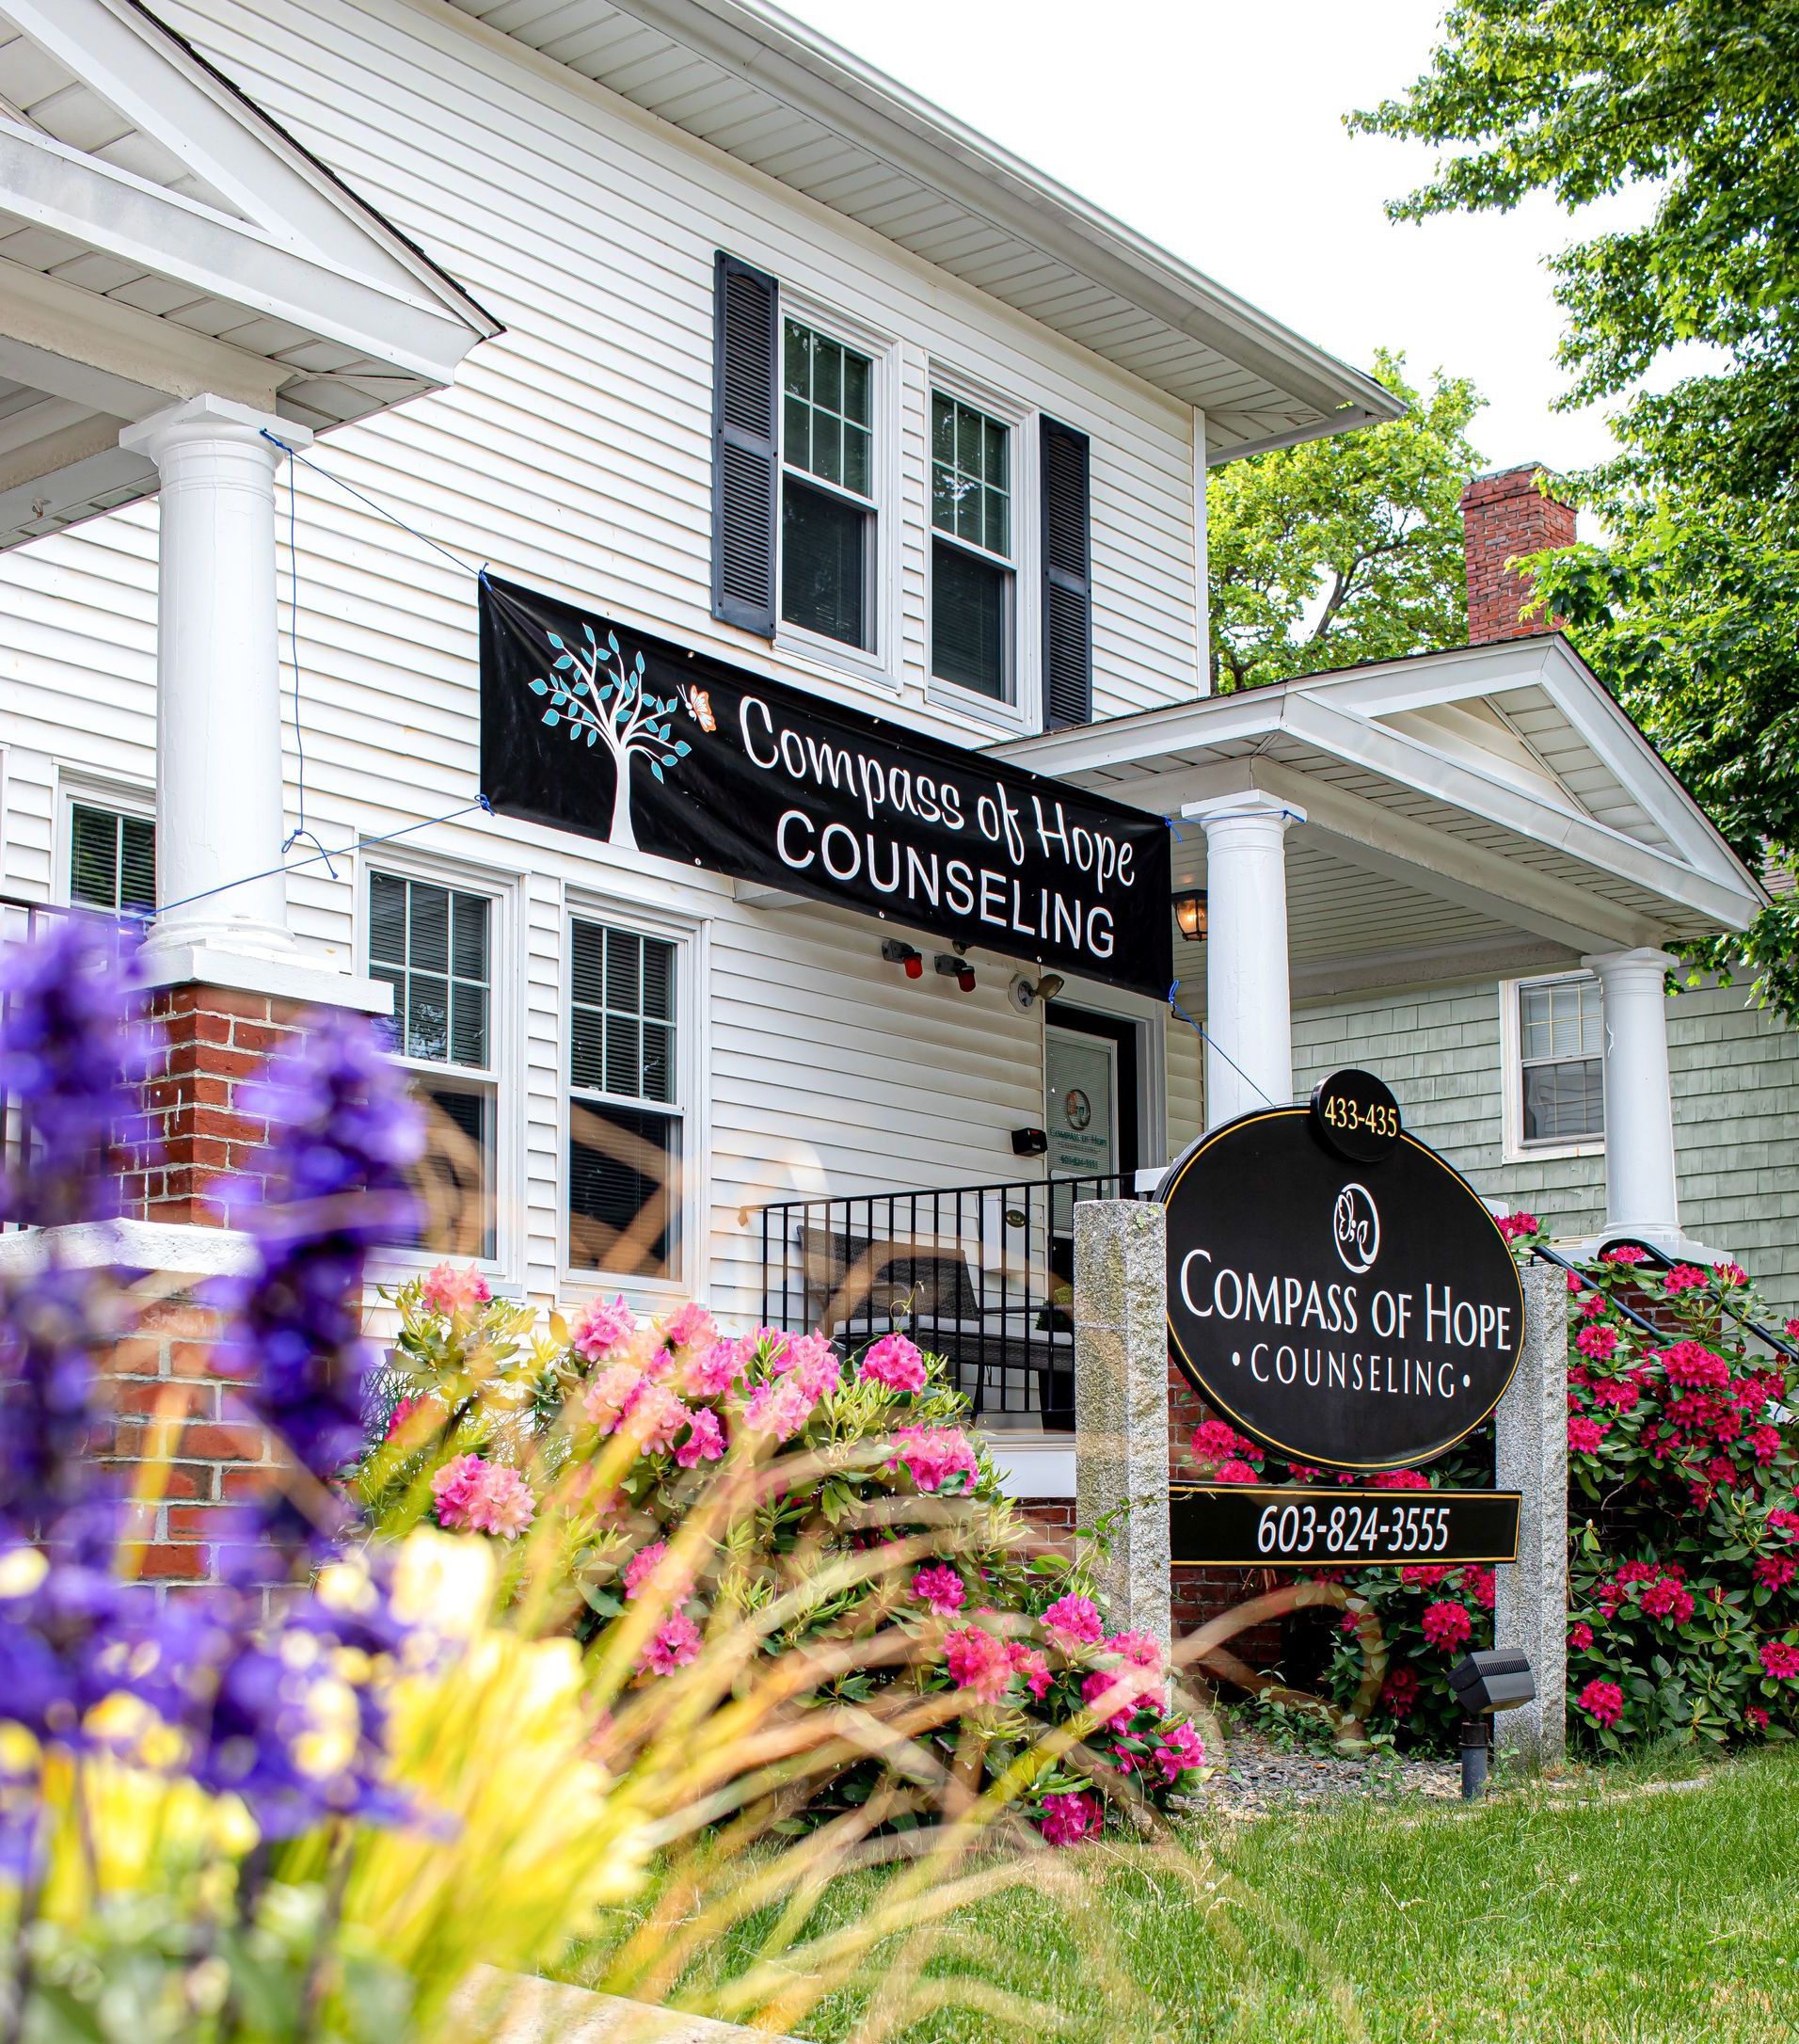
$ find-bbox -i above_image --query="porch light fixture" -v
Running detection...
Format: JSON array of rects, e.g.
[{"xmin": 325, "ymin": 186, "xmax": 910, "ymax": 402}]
[
  {"xmin": 934, "ymin": 953, "xmax": 977, "ymax": 992},
  {"xmin": 881, "ymin": 938, "xmax": 924, "ymax": 980},
  {"xmin": 1174, "ymin": 891, "xmax": 1208, "ymax": 942}
]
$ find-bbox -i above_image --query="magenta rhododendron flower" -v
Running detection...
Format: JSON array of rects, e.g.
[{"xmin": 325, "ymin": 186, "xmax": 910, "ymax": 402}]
[
  {"xmin": 640, "ymin": 1611, "xmax": 704, "ymax": 1676},
  {"xmin": 1379, "ymin": 1666, "xmax": 1420, "ymax": 1717},
  {"xmin": 682, "ymin": 1339, "xmax": 746, "ymax": 1400},
  {"xmin": 1663, "ymin": 1263, "xmax": 1707, "ymax": 1293},
  {"xmin": 1590, "ymin": 1375, "xmax": 1642, "ymax": 1412},
  {"xmin": 775, "ymin": 1331, "xmax": 842, "ymax": 1401},
  {"xmin": 675, "ymin": 1406, "xmax": 725, "ymax": 1467},
  {"xmin": 1580, "ymin": 1293, "xmax": 1609, "ymax": 1318},
  {"xmin": 421, "ymin": 1260, "xmax": 492, "ymax": 1317},
  {"xmin": 1214, "ymin": 1457, "xmax": 1259, "ymax": 1484},
  {"xmin": 1008, "ymin": 1642, "xmax": 1053, "ymax": 1700},
  {"xmin": 1080, "ymin": 1665, "xmax": 1159, "ymax": 1733},
  {"xmin": 1039, "ymin": 1791, "xmax": 1102, "ymax": 1847},
  {"xmin": 624, "ymin": 1539, "xmax": 695, "ymax": 1605},
  {"xmin": 889, "ymin": 1426, "xmax": 979, "ymax": 1493},
  {"xmin": 1373, "ymin": 1467, "xmax": 1431, "ymax": 1491},
  {"xmin": 912, "ymin": 1563, "xmax": 966, "ymax": 1616},
  {"xmin": 1660, "ymin": 1341, "xmax": 1730, "ymax": 1390},
  {"xmin": 1759, "ymin": 1639, "xmax": 1799, "ymax": 1680},
  {"xmin": 1461, "ymin": 1564, "xmax": 1497, "ymax": 1612},
  {"xmin": 1713, "ymin": 1260, "xmax": 1748, "ymax": 1286},
  {"xmin": 1568, "ymin": 1621, "xmax": 1595, "ymax": 1652},
  {"xmin": 1577, "ymin": 1677, "xmax": 1624, "ymax": 1726},
  {"xmin": 1106, "ymin": 1630, "xmax": 1165, "ymax": 1673},
  {"xmin": 431, "ymin": 1453, "xmax": 534, "ymax": 1539},
  {"xmin": 1748, "ymin": 1705, "xmax": 1771, "ymax": 1731},
  {"xmin": 742, "ymin": 1377, "xmax": 816, "ymax": 1442},
  {"xmin": 1772, "ymin": 1509, "xmax": 1799, "ymax": 1541},
  {"xmin": 1754, "ymin": 1554, "xmax": 1796, "ymax": 1591},
  {"xmin": 625, "ymin": 1381, "xmax": 693, "ymax": 1456},
  {"xmin": 1639, "ymin": 1575, "xmax": 1696, "ymax": 1624},
  {"xmin": 1495, "ymin": 1211, "xmax": 1539, "ymax": 1241},
  {"xmin": 861, "ymin": 1333, "xmax": 927, "ymax": 1393},
  {"xmin": 1575, "ymin": 1324, "xmax": 1618, "ymax": 1362},
  {"xmin": 1566, "ymin": 1271, "xmax": 1585, "ymax": 1294},
  {"xmin": 1420, "ymin": 1600, "xmax": 1473, "ymax": 1653},
  {"xmin": 661, "ymin": 1301, "xmax": 717, "ymax": 1351},
  {"xmin": 1568, "ymin": 1414, "xmax": 1611, "ymax": 1454},
  {"xmin": 1152, "ymin": 1720, "xmax": 1206, "ymax": 1783},
  {"xmin": 1601, "ymin": 1245, "xmax": 1648, "ymax": 1266},
  {"xmin": 573, "ymin": 1293, "xmax": 637, "ymax": 1361},
  {"xmin": 1749, "ymin": 1425, "xmax": 1782, "ymax": 1465},
  {"xmin": 429, "ymin": 1452, "xmax": 486, "ymax": 1526},
  {"xmin": 1191, "ymin": 1418, "xmax": 1242, "ymax": 1461},
  {"xmin": 1042, "ymin": 1592, "xmax": 1104, "ymax": 1649},
  {"xmin": 384, "ymin": 1394, "xmax": 427, "ymax": 1442},
  {"xmin": 584, "ymin": 1363, "xmax": 645, "ymax": 1433},
  {"xmin": 1400, "ymin": 1563, "xmax": 1450, "ymax": 1589},
  {"xmin": 945, "ymin": 1623, "xmax": 1012, "ymax": 1702}
]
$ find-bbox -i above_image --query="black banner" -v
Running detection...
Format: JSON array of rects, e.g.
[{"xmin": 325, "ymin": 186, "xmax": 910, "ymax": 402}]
[
  {"xmin": 1162, "ymin": 1103, "xmax": 1525, "ymax": 1472},
  {"xmin": 1169, "ymin": 1485, "xmax": 1521, "ymax": 1568},
  {"xmin": 479, "ymin": 574, "xmax": 1172, "ymax": 998}
]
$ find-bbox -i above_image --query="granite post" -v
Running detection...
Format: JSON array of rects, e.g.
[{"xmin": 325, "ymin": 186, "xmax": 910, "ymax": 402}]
[
  {"xmin": 1494, "ymin": 1258, "xmax": 1567, "ymax": 1767},
  {"xmin": 1073, "ymin": 1199, "xmax": 1171, "ymax": 1654}
]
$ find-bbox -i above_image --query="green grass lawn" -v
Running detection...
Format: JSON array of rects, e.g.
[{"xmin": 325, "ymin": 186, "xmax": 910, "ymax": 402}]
[{"xmin": 693, "ymin": 1746, "xmax": 1799, "ymax": 2043}]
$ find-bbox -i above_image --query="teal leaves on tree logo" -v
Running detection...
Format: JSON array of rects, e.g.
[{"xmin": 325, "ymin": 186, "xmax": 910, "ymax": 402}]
[{"xmin": 526, "ymin": 622, "xmax": 694, "ymax": 852}]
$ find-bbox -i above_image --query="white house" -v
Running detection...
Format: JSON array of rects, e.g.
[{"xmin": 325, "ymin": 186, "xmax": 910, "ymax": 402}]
[{"xmin": 0, "ymin": 0, "xmax": 1780, "ymax": 1523}]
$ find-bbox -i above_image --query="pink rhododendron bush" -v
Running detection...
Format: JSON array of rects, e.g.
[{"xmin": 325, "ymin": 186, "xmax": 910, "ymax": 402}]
[
  {"xmin": 1208, "ymin": 1226, "xmax": 1799, "ymax": 1752},
  {"xmin": 359, "ymin": 1270, "xmax": 1208, "ymax": 1838}
]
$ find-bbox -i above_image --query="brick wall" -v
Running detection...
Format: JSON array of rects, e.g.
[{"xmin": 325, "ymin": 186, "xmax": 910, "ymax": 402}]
[
  {"xmin": 103, "ymin": 1289, "xmax": 274, "ymax": 1602},
  {"xmin": 1460, "ymin": 466, "xmax": 1576, "ymax": 645},
  {"xmin": 124, "ymin": 984, "xmax": 307, "ymax": 1228}
]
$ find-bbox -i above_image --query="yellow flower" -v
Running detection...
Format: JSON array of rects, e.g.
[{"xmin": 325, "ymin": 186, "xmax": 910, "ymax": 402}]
[{"xmin": 0, "ymin": 1545, "xmax": 48, "ymax": 1599}]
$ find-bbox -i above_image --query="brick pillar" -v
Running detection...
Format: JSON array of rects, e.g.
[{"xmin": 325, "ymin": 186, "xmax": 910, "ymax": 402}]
[
  {"xmin": 120, "ymin": 984, "xmax": 307, "ymax": 1227},
  {"xmin": 1460, "ymin": 466, "xmax": 1576, "ymax": 644}
]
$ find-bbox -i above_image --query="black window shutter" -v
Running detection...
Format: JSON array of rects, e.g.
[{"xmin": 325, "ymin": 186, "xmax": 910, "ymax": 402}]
[
  {"xmin": 1040, "ymin": 417, "xmax": 1092, "ymax": 728},
  {"xmin": 711, "ymin": 251, "xmax": 780, "ymax": 636}
]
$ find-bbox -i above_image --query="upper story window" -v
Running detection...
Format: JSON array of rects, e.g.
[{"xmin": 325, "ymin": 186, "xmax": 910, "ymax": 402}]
[
  {"xmin": 1516, "ymin": 972, "xmax": 1604, "ymax": 1145},
  {"xmin": 781, "ymin": 319, "xmax": 876, "ymax": 651},
  {"xmin": 931, "ymin": 391, "xmax": 1013, "ymax": 701},
  {"xmin": 70, "ymin": 802, "xmax": 154, "ymax": 915},
  {"xmin": 369, "ymin": 869, "xmax": 497, "ymax": 1261},
  {"xmin": 567, "ymin": 917, "xmax": 683, "ymax": 1283}
]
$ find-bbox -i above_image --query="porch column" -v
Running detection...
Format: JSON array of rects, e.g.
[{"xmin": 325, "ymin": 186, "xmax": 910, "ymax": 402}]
[
  {"xmin": 119, "ymin": 395, "xmax": 311, "ymax": 965},
  {"xmin": 1186, "ymin": 791, "xmax": 1305, "ymax": 1127},
  {"xmin": 1581, "ymin": 947, "xmax": 1681, "ymax": 1243}
]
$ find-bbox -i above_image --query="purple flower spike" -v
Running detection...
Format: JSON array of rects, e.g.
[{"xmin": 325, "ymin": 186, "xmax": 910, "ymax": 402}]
[
  {"xmin": 211, "ymin": 1009, "xmax": 422, "ymax": 1558},
  {"xmin": 0, "ymin": 914, "xmax": 150, "ymax": 1230}
]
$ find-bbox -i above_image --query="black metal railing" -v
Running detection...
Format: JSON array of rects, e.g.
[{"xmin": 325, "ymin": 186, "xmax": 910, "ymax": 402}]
[
  {"xmin": 758, "ymin": 1173, "xmax": 1133, "ymax": 1430},
  {"xmin": 1534, "ymin": 1236, "xmax": 1798, "ymax": 1367}
]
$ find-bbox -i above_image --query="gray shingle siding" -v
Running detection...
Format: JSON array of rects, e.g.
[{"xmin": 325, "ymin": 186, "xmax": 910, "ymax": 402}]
[{"xmin": 1290, "ymin": 979, "xmax": 1799, "ymax": 1318}]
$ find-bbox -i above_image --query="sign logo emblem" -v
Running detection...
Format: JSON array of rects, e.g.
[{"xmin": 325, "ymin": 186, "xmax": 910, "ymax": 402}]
[{"xmin": 1332, "ymin": 1182, "xmax": 1380, "ymax": 1274}]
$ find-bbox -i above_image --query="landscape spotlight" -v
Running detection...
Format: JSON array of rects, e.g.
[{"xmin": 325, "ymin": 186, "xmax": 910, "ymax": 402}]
[
  {"xmin": 1448, "ymin": 1649, "xmax": 1536, "ymax": 1799},
  {"xmin": 1173, "ymin": 891, "xmax": 1208, "ymax": 941}
]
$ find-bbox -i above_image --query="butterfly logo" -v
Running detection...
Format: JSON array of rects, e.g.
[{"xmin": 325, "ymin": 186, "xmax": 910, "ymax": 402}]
[{"xmin": 682, "ymin": 685, "xmax": 717, "ymax": 733}]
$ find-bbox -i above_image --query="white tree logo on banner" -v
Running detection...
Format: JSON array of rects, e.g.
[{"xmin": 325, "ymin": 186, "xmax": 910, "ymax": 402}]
[{"xmin": 527, "ymin": 622, "xmax": 695, "ymax": 851}]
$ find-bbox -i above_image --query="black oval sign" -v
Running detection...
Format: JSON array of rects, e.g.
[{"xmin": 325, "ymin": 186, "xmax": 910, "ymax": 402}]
[
  {"xmin": 1161, "ymin": 1108, "xmax": 1524, "ymax": 1471},
  {"xmin": 1310, "ymin": 1067, "xmax": 1401, "ymax": 1165}
]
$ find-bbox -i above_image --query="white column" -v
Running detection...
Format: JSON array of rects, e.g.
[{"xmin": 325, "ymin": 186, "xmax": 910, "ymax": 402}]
[
  {"xmin": 119, "ymin": 395, "xmax": 311, "ymax": 965},
  {"xmin": 1186, "ymin": 790, "xmax": 1304, "ymax": 1127},
  {"xmin": 1581, "ymin": 946, "xmax": 1681, "ymax": 1242}
]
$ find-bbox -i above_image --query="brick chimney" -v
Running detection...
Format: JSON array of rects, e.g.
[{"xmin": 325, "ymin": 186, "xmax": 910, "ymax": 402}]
[{"xmin": 1459, "ymin": 466, "xmax": 1576, "ymax": 644}]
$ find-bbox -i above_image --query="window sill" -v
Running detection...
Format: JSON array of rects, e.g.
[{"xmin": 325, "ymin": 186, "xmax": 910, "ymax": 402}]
[
  {"xmin": 923, "ymin": 677, "xmax": 1031, "ymax": 736},
  {"xmin": 1500, "ymin": 1136, "xmax": 1606, "ymax": 1167},
  {"xmin": 365, "ymin": 1251, "xmax": 518, "ymax": 1298},
  {"xmin": 774, "ymin": 624, "xmax": 901, "ymax": 697},
  {"xmin": 979, "ymin": 1432, "xmax": 1076, "ymax": 1499}
]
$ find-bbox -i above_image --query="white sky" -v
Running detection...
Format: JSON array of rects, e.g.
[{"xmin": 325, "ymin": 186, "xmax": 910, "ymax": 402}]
[{"xmin": 782, "ymin": 0, "xmax": 1647, "ymax": 475}]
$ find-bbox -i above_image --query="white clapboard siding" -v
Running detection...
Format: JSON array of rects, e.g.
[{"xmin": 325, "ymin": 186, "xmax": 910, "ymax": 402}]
[{"xmin": 0, "ymin": 0, "xmax": 1207, "ymax": 1322}]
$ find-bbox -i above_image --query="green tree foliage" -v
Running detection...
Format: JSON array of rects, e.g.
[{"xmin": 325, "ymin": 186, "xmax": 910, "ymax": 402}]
[
  {"xmin": 1207, "ymin": 351, "xmax": 1484, "ymax": 692},
  {"xmin": 1354, "ymin": 2, "xmax": 1799, "ymax": 1016}
]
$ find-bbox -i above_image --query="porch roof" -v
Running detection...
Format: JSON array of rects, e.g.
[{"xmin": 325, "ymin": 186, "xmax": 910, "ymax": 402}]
[
  {"xmin": 993, "ymin": 635, "xmax": 1766, "ymax": 1001},
  {"xmin": 0, "ymin": 0, "xmax": 498, "ymax": 550}
]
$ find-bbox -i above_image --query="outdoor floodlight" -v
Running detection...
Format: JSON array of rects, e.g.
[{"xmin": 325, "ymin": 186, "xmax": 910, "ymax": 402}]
[{"xmin": 1449, "ymin": 1649, "xmax": 1536, "ymax": 1799}]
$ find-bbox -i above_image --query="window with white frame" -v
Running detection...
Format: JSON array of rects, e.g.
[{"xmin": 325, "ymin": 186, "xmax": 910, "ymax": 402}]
[
  {"xmin": 70, "ymin": 802, "xmax": 155, "ymax": 915},
  {"xmin": 931, "ymin": 390, "xmax": 1014, "ymax": 700},
  {"xmin": 368, "ymin": 869, "xmax": 498, "ymax": 1261},
  {"xmin": 1515, "ymin": 973, "xmax": 1605, "ymax": 1144},
  {"xmin": 567, "ymin": 918, "xmax": 683, "ymax": 1282},
  {"xmin": 781, "ymin": 319, "xmax": 875, "ymax": 651}
]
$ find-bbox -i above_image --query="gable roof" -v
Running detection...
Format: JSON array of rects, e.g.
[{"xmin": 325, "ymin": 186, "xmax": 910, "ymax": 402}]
[
  {"xmin": 0, "ymin": 0, "xmax": 498, "ymax": 548},
  {"xmin": 995, "ymin": 634, "xmax": 1766, "ymax": 963},
  {"xmin": 442, "ymin": 0, "xmax": 1403, "ymax": 460}
]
